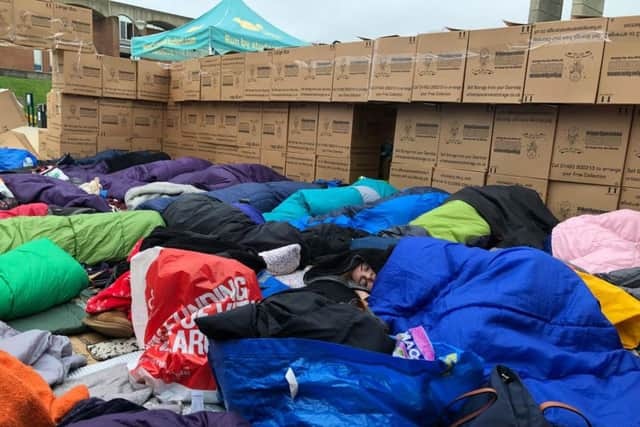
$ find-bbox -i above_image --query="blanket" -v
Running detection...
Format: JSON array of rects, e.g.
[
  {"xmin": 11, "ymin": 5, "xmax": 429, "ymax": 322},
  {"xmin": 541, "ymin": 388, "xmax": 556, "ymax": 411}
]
[
  {"xmin": 0, "ymin": 211, "xmax": 164, "ymax": 265},
  {"xmin": 290, "ymin": 190, "xmax": 449, "ymax": 234},
  {"xmin": 0, "ymin": 239, "xmax": 88, "ymax": 320},
  {"xmin": 369, "ymin": 238, "xmax": 640, "ymax": 427},
  {"xmin": 264, "ymin": 178, "xmax": 397, "ymax": 222},
  {"xmin": 170, "ymin": 163, "xmax": 289, "ymax": 191},
  {"xmin": 138, "ymin": 181, "xmax": 317, "ymax": 213},
  {"xmin": 552, "ymin": 209, "xmax": 640, "ymax": 273},
  {"xmin": 410, "ymin": 200, "xmax": 491, "ymax": 243},
  {"xmin": 2, "ymin": 174, "xmax": 110, "ymax": 212},
  {"xmin": 124, "ymin": 182, "xmax": 204, "ymax": 210},
  {"xmin": 0, "ymin": 322, "xmax": 86, "ymax": 385},
  {"xmin": 0, "ymin": 350, "xmax": 88, "ymax": 427},
  {"xmin": 0, "ymin": 203, "xmax": 49, "ymax": 219},
  {"xmin": 448, "ymin": 185, "xmax": 558, "ymax": 249}
]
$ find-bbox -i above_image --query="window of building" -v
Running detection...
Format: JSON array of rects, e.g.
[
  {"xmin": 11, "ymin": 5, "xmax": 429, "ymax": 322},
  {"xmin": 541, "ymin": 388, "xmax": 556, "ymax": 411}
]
[{"xmin": 33, "ymin": 50, "xmax": 43, "ymax": 72}]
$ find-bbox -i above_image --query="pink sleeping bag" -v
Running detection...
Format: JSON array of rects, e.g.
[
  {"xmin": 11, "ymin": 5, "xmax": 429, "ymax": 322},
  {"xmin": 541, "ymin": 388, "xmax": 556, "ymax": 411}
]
[{"xmin": 552, "ymin": 209, "xmax": 640, "ymax": 274}]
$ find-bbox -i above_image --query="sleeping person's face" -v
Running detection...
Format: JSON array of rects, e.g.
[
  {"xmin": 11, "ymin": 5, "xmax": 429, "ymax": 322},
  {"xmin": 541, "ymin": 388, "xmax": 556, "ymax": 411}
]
[{"xmin": 351, "ymin": 262, "xmax": 376, "ymax": 290}]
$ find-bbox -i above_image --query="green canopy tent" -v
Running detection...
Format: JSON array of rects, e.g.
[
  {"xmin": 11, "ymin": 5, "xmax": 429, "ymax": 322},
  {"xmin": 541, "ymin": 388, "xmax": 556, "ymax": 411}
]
[{"xmin": 131, "ymin": 0, "xmax": 308, "ymax": 61}]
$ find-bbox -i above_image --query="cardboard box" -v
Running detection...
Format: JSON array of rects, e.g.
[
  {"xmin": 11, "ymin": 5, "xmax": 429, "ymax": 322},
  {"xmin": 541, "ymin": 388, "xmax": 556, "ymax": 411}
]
[
  {"xmin": 218, "ymin": 103, "xmax": 239, "ymax": 144},
  {"xmin": 169, "ymin": 61, "xmax": 185, "ymax": 102},
  {"xmin": 238, "ymin": 103, "xmax": 262, "ymax": 148},
  {"xmin": 0, "ymin": 0, "xmax": 13, "ymax": 41},
  {"xmin": 180, "ymin": 102, "xmax": 200, "ymax": 148},
  {"xmin": 271, "ymin": 47, "xmax": 302, "ymax": 101},
  {"xmin": 463, "ymin": 26, "xmax": 531, "ymax": 104},
  {"xmin": 619, "ymin": 187, "xmax": 640, "ymax": 210},
  {"xmin": 393, "ymin": 104, "xmax": 441, "ymax": 166},
  {"xmin": 52, "ymin": 2, "xmax": 93, "ymax": 48},
  {"xmin": 99, "ymin": 98, "xmax": 132, "ymax": 138},
  {"xmin": 524, "ymin": 18, "xmax": 608, "ymax": 104},
  {"xmin": 331, "ymin": 40, "xmax": 373, "ymax": 103},
  {"xmin": 489, "ymin": 105, "xmax": 558, "ymax": 179},
  {"xmin": 287, "ymin": 103, "xmax": 319, "ymax": 153},
  {"xmin": 389, "ymin": 162, "xmax": 433, "ymax": 189},
  {"xmin": 437, "ymin": 104, "xmax": 495, "ymax": 172},
  {"xmin": 197, "ymin": 102, "xmax": 220, "ymax": 144},
  {"xmin": 221, "ymin": 53, "xmax": 245, "ymax": 101},
  {"xmin": 47, "ymin": 91, "xmax": 99, "ymax": 134},
  {"xmin": 299, "ymin": 44, "xmax": 335, "ymax": 102},
  {"xmin": 0, "ymin": 89, "xmax": 27, "ymax": 132},
  {"xmin": 486, "ymin": 174, "xmax": 549, "ymax": 202},
  {"xmin": 598, "ymin": 16, "xmax": 640, "ymax": 104},
  {"xmin": 369, "ymin": 36, "xmax": 417, "ymax": 102},
  {"xmin": 432, "ymin": 167, "xmax": 486, "ymax": 194},
  {"xmin": 315, "ymin": 152, "xmax": 380, "ymax": 183},
  {"xmin": 0, "ymin": 130, "xmax": 37, "ymax": 154},
  {"xmin": 131, "ymin": 137, "xmax": 161, "ymax": 152},
  {"xmin": 102, "ymin": 56, "xmax": 136, "ymax": 99},
  {"xmin": 164, "ymin": 103, "xmax": 181, "ymax": 142},
  {"xmin": 51, "ymin": 50, "xmax": 102, "ymax": 97},
  {"xmin": 200, "ymin": 56, "xmax": 221, "ymax": 101},
  {"xmin": 97, "ymin": 136, "xmax": 131, "ymax": 152},
  {"xmin": 183, "ymin": 58, "xmax": 201, "ymax": 101},
  {"xmin": 260, "ymin": 149, "xmax": 286, "ymax": 175},
  {"xmin": 623, "ymin": 108, "xmax": 640, "ymax": 188},
  {"xmin": 261, "ymin": 102, "xmax": 289, "ymax": 151},
  {"xmin": 136, "ymin": 59, "xmax": 170, "ymax": 102},
  {"xmin": 237, "ymin": 145, "xmax": 261, "ymax": 163},
  {"xmin": 412, "ymin": 31, "xmax": 469, "ymax": 102},
  {"xmin": 286, "ymin": 151, "xmax": 316, "ymax": 182},
  {"xmin": 244, "ymin": 50, "xmax": 272, "ymax": 101},
  {"xmin": 550, "ymin": 105, "xmax": 632, "ymax": 186},
  {"xmin": 317, "ymin": 103, "xmax": 395, "ymax": 157},
  {"xmin": 546, "ymin": 181, "xmax": 620, "ymax": 221},
  {"xmin": 13, "ymin": 0, "xmax": 53, "ymax": 48},
  {"xmin": 43, "ymin": 131, "xmax": 97, "ymax": 159},
  {"xmin": 132, "ymin": 101, "xmax": 164, "ymax": 139}
]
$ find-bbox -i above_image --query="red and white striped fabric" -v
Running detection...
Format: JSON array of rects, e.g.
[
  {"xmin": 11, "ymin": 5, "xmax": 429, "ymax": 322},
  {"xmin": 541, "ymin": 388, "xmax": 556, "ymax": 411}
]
[{"xmin": 130, "ymin": 246, "xmax": 262, "ymax": 402}]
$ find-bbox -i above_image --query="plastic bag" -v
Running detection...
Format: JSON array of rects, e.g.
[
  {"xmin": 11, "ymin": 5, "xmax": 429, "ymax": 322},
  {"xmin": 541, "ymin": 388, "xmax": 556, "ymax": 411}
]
[
  {"xmin": 130, "ymin": 246, "xmax": 262, "ymax": 402},
  {"xmin": 210, "ymin": 337, "xmax": 484, "ymax": 426}
]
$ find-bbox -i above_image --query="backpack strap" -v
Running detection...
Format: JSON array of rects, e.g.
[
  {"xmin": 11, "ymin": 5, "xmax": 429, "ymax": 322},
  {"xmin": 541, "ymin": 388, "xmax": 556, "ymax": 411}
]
[
  {"xmin": 444, "ymin": 387, "xmax": 498, "ymax": 427},
  {"xmin": 540, "ymin": 401, "xmax": 592, "ymax": 427}
]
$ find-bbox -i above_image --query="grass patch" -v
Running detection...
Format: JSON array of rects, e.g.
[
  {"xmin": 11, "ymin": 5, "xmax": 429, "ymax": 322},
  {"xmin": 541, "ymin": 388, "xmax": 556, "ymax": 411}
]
[{"xmin": 0, "ymin": 75, "xmax": 51, "ymax": 108}]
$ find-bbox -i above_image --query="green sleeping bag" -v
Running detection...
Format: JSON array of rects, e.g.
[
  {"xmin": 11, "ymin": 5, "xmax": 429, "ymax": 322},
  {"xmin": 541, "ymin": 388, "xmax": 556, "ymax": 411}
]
[
  {"xmin": 0, "ymin": 239, "xmax": 88, "ymax": 320},
  {"xmin": 410, "ymin": 200, "xmax": 491, "ymax": 244},
  {"xmin": 0, "ymin": 211, "xmax": 164, "ymax": 265}
]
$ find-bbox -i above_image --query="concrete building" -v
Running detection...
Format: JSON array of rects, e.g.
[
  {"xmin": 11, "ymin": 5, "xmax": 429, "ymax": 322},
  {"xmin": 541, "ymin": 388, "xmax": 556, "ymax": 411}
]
[
  {"xmin": 0, "ymin": 0, "xmax": 191, "ymax": 74},
  {"xmin": 529, "ymin": 0, "xmax": 605, "ymax": 23}
]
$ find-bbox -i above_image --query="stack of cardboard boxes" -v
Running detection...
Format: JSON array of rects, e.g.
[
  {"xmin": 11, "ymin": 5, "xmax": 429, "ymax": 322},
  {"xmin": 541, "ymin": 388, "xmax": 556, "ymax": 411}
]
[
  {"xmin": 42, "ymin": 51, "xmax": 169, "ymax": 158},
  {"xmin": 0, "ymin": 0, "xmax": 94, "ymax": 50}
]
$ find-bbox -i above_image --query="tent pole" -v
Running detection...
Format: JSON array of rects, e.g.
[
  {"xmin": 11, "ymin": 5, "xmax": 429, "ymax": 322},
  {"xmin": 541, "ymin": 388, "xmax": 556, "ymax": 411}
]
[{"xmin": 209, "ymin": 27, "xmax": 214, "ymax": 55}]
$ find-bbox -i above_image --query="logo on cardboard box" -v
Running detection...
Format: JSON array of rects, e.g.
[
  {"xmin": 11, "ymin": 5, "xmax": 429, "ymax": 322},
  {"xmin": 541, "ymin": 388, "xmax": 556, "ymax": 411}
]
[
  {"xmin": 417, "ymin": 54, "xmax": 436, "ymax": 77},
  {"xmin": 336, "ymin": 59, "xmax": 349, "ymax": 80},
  {"xmin": 566, "ymin": 51, "xmax": 591, "ymax": 82},
  {"xmin": 559, "ymin": 127, "xmax": 584, "ymax": 154},
  {"xmin": 445, "ymin": 121, "xmax": 462, "ymax": 145},
  {"xmin": 472, "ymin": 48, "xmax": 494, "ymax": 76}
]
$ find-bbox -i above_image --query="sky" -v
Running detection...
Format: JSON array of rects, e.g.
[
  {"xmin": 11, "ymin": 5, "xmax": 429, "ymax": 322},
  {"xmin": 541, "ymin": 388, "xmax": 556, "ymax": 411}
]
[{"xmin": 124, "ymin": 0, "xmax": 640, "ymax": 43}]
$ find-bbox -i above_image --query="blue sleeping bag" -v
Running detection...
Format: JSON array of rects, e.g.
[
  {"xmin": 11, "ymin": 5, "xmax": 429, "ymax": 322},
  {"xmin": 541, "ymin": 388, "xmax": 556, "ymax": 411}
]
[
  {"xmin": 263, "ymin": 178, "xmax": 398, "ymax": 223},
  {"xmin": 138, "ymin": 181, "xmax": 318, "ymax": 213},
  {"xmin": 0, "ymin": 148, "xmax": 36, "ymax": 171},
  {"xmin": 290, "ymin": 190, "xmax": 449, "ymax": 234},
  {"xmin": 369, "ymin": 238, "xmax": 640, "ymax": 427},
  {"xmin": 210, "ymin": 338, "xmax": 484, "ymax": 427}
]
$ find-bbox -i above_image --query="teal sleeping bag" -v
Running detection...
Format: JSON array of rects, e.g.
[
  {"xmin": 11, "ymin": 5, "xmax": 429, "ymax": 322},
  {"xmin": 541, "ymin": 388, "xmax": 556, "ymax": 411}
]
[
  {"xmin": 263, "ymin": 178, "xmax": 397, "ymax": 222},
  {"xmin": 0, "ymin": 239, "xmax": 88, "ymax": 320},
  {"xmin": 0, "ymin": 211, "xmax": 164, "ymax": 265}
]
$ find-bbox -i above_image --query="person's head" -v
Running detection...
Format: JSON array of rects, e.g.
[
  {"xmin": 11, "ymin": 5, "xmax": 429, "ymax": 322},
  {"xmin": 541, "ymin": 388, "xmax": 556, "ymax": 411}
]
[{"xmin": 350, "ymin": 262, "xmax": 376, "ymax": 290}]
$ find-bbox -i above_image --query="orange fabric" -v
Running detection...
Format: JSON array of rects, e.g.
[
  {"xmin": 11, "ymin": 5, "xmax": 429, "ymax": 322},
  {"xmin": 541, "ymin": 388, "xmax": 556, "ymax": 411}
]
[{"xmin": 0, "ymin": 350, "xmax": 89, "ymax": 427}]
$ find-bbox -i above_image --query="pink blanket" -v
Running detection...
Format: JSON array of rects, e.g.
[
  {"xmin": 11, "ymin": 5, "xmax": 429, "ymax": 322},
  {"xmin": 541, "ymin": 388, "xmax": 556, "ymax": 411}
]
[{"xmin": 552, "ymin": 209, "xmax": 640, "ymax": 273}]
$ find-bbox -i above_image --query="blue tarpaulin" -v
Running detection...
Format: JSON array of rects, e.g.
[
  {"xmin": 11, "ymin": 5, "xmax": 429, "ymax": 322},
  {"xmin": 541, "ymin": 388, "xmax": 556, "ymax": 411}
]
[{"xmin": 131, "ymin": 0, "xmax": 308, "ymax": 61}]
